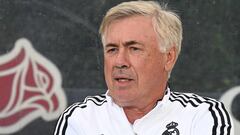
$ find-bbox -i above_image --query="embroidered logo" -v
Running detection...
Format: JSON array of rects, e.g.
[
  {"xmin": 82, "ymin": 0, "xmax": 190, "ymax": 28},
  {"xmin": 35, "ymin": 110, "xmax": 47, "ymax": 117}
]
[{"xmin": 162, "ymin": 121, "xmax": 180, "ymax": 135}]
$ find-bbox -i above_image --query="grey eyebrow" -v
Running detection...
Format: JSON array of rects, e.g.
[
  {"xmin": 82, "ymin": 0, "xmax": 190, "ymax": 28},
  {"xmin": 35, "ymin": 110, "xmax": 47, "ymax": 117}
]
[
  {"xmin": 124, "ymin": 40, "xmax": 143, "ymax": 47},
  {"xmin": 104, "ymin": 40, "xmax": 143, "ymax": 48},
  {"xmin": 104, "ymin": 43, "xmax": 118, "ymax": 48}
]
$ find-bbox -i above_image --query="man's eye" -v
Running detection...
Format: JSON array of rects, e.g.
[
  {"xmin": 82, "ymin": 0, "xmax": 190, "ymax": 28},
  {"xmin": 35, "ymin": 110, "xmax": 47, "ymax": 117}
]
[
  {"xmin": 130, "ymin": 47, "xmax": 140, "ymax": 51},
  {"xmin": 106, "ymin": 48, "xmax": 118, "ymax": 53}
]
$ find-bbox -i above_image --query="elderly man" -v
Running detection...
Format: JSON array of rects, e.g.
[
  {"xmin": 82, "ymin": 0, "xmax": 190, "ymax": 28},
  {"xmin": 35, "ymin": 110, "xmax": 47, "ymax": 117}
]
[{"xmin": 54, "ymin": 1, "xmax": 233, "ymax": 135}]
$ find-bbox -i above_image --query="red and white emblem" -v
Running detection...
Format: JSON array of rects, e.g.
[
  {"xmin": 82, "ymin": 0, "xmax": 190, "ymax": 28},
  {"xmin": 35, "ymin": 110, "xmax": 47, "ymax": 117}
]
[{"xmin": 0, "ymin": 38, "xmax": 67, "ymax": 134}]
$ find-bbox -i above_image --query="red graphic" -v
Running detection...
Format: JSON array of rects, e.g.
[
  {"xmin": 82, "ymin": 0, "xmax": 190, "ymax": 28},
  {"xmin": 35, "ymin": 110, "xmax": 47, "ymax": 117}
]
[{"xmin": 0, "ymin": 38, "xmax": 67, "ymax": 134}]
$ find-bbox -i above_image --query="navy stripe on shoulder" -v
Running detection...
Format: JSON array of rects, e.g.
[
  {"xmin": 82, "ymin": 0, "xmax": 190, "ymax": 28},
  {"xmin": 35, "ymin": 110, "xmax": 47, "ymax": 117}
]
[
  {"xmin": 169, "ymin": 91, "xmax": 232, "ymax": 135},
  {"xmin": 82, "ymin": 94, "xmax": 107, "ymax": 107},
  {"xmin": 54, "ymin": 94, "xmax": 107, "ymax": 135},
  {"xmin": 54, "ymin": 102, "xmax": 82, "ymax": 135}
]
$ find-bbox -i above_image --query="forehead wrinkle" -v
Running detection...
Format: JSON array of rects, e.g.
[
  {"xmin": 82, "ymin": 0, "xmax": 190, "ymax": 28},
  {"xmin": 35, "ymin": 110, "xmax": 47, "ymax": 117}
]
[{"xmin": 124, "ymin": 40, "xmax": 141, "ymax": 46}]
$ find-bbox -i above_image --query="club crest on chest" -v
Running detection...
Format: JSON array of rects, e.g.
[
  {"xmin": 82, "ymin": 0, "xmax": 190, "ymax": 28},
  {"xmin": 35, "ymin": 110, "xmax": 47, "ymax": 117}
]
[{"xmin": 162, "ymin": 121, "xmax": 180, "ymax": 135}]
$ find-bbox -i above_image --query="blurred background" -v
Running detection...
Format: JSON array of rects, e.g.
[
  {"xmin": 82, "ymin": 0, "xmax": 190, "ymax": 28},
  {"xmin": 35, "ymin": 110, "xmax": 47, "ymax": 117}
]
[{"xmin": 0, "ymin": 0, "xmax": 239, "ymax": 134}]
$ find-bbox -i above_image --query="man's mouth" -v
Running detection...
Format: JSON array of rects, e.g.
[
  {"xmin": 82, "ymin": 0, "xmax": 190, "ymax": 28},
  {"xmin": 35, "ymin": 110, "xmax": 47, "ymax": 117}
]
[{"xmin": 114, "ymin": 77, "xmax": 134, "ymax": 82}]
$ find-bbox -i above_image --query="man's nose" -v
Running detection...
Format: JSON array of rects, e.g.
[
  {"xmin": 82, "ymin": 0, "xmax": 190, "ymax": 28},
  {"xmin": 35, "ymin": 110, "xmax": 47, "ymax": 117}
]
[{"xmin": 114, "ymin": 49, "xmax": 130, "ymax": 69}]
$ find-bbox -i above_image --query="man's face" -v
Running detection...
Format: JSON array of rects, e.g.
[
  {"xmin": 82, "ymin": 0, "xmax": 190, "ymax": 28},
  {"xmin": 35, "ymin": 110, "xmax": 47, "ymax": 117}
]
[{"xmin": 103, "ymin": 16, "xmax": 172, "ymax": 107}]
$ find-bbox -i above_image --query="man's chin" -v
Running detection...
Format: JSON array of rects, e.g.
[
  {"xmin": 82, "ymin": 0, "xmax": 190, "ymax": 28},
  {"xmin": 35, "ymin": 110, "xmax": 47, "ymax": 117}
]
[{"xmin": 109, "ymin": 90, "xmax": 135, "ymax": 106}]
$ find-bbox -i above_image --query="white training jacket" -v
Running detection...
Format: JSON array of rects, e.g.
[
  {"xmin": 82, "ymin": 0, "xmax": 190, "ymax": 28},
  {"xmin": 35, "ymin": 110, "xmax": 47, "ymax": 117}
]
[{"xmin": 54, "ymin": 88, "xmax": 234, "ymax": 135}]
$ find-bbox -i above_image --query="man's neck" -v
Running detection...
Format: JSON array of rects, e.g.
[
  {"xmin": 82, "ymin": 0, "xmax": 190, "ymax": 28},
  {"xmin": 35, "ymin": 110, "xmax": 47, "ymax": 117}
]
[{"xmin": 123, "ymin": 99, "xmax": 158, "ymax": 124}]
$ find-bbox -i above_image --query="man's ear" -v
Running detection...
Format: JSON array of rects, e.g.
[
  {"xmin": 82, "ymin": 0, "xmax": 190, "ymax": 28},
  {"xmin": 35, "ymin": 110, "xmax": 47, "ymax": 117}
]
[{"xmin": 164, "ymin": 46, "xmax": 177, "ymax": 72}]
